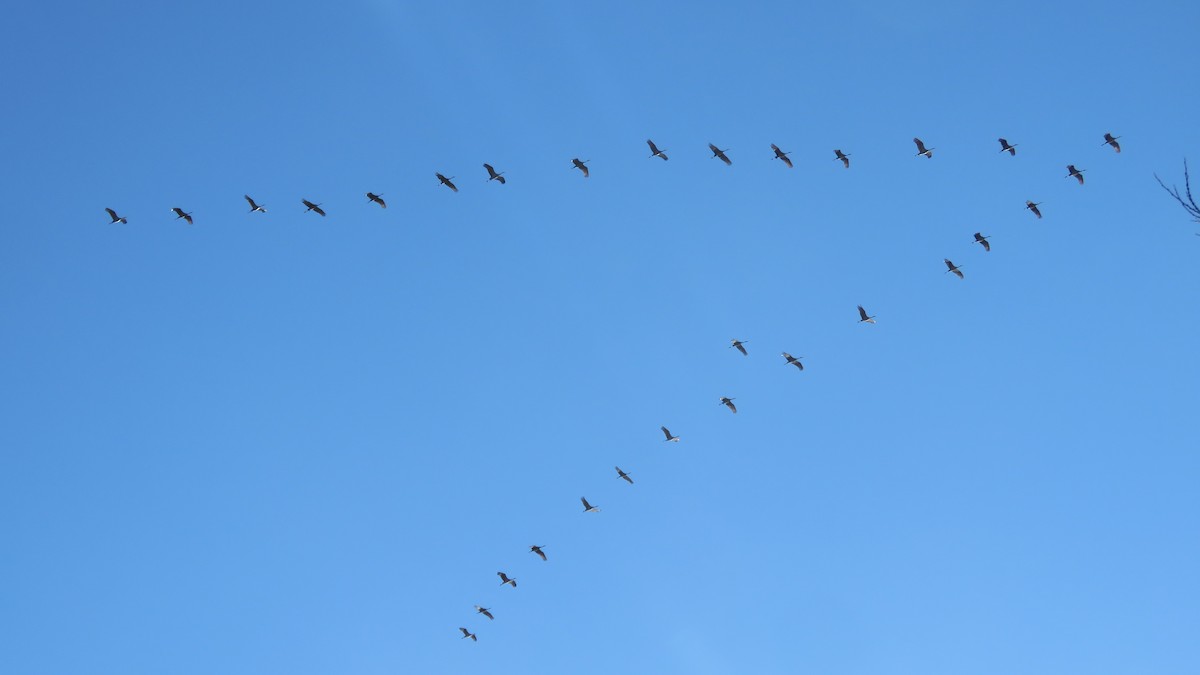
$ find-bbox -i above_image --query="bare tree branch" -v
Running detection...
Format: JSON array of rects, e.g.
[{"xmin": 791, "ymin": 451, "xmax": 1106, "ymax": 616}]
[{"xmin": 1155, "ymin": 159, "xmax": 1200, "ymax": 223}]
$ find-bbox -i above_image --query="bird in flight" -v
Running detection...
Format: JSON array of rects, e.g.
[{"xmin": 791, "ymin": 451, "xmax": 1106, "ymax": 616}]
[
  {"xmin": 244, "ymin": 195, "xmax": 266, "ymax": 213},
  {"xmin": 720, "ymin": 397, "xmax": 738, "ymax": 414},
  {"xmin": 475, "ymin": 605, "xmax": 494, "ymax": 620},
  {"xmin": 171, "ymin": 207, "xmax": 193, "ymax": 224},
  {"xmin": 436, "ymin": 173, "xmax": 458, "ymax": 192},
  {"xmin": 483, "ymin": 163, "xmax": 506, "ymax": 184},
  {"xmin": 1026, "ymin": 200, "xmax": 1043, "ymax": 219},
  {"xmin": 581, "ymin": 497, "xmax": 600, "ymax": 513},
  {"xmin": 913, "ymin": 137, "xmax": 935, "ymax": 158},
  {"xmin": 1103, "ymin": 132, "xmax": 1121, "ymax": 153},
  {"xmin": 661, "ymin": 426, "xmax": 680, "ymax": 442},
  {"xmin": 944, "ymin": 258, "xmax": 964, "ymax": 279},
  {"xmin": 497, "ymin": 572, "xmax": 517, "ymax": 588},
  {"xmin": 572, "ymin": 158, "xmax": 590, "ymax": 177},
  {"xmin": 771, "ymin": 143, "xmax": 793, "ymax": 168},
  {"xmin": 731, "ymin": 339, "xmax": 748, "ymax": 356},
  {"xmin": 1066, "ymin": 165, "xmax": 1086, "ymax": 185},
  {"xmin": 998, "ymin": 138, "xmax": 1017, "ymax": 156},
  {"xmin": 782, "ymin": 352, "xmax": 804, "ymax": 370},
  {"xmin": 459, "ymin": 627, "xmax": 477, "ymax": 642},
  {"xmin": 105, "ymin": 208, "xmax": 127, "ymax": 224},
  {"xmin": 974, "ymin": 232, "xmax": 991, "ymax": 252},
  {"xmin": 709, "ymin": 143, "xmax": 732, "ymax": 165},
  {"xmin": 834, "ymin": 149, "xmax": 851, "ymax": 168},
  {"xmin": 646, "ymin": 139, "xmax": 668, "ymax": 161},
  {"xmin": 615, "ymin": 466, "xmax": 634, "ymax": 484},
  {"xmin": 366, "ymin": 192, "xmax": 386, "ymax": 208},
  {"xmin": 530, "ymin": 545, "xmax": 547, "ymax": 561},
  {"xmin": 302, "ymin": 199, "xmax": 325, "ymax": 216},
  {"xmin": 858, "ymin": 305, "xmax": 876, "ymax": 324}
]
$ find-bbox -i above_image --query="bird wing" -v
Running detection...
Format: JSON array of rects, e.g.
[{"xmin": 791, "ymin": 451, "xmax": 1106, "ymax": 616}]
[
  {"xmin": 771, "ymin": 143, "xmax": 782, "ymax": 155},
  {"xmin": 982, "ymin": 239, "xmax": 990, "ymax": 251},
  {"xmin": 781, "ymin": 155, "xmax": 793, "ymax": 168},
  {"xmin": 377, "ymin": 196, "xmax": 387, "ymax": 207},
  {"xmin": 106, "ymin": 208, "xmax": 118, "ymax": 221},
  {"xmin": 647, "ymin": 140, "xmax": 660, "ymax": 154},
  {"xmin": 661, "ymin": 426, "xmax": 672, "ymax": 440},
  {"xmin": 858, "ymin": 305, "xmax": 869, "ymax": 320},
  {"xmin": 793, "ymin": 360, "xmax": 804, "ymax": 370},
  {"xmin": 840, "ymin": 155, "xmax": 850, "ymax": 168},
  {"xmin": 535, "ymin": 549, "xmax": 546, "ymax": 560},
  {"xmin": 581, "ymin": 497, "xmax": 591, "ymax": 509},
  {"xmin": 944, "ymin": 259, "xmax": 955, "ymax": 270},
  {"xmin": 913, "ymin": 138, "xmax": 926, "ymax": 152},
  {"xmin": 483, "ymin": 163, "xmax": 496, "ymax": 177},
  {"xmin": 727, "ymin": 401, "xmax": 737, "ymax": 413},
  {"xmin": 718, "ymin": 151, "xmax": 731, "ymax": 165},
  {"xmin": 314, "ymin": 205, "xmax": 326, "ymax": 216},
  {"xmin": 953, "ymin": 269, "xmax": 964, "ymax": 279},
  {"xmin": 580, "ymin": 164, "xmax": 589, "ymax": 177},
  {"xmin": 447, "ymin": 179, "xmax": 458, "ymax": 192},
  {"xmin": 482, "ymin": 609, "xmax": 493, "ymax": 619},
  {"xmin": 183, "ymin": 213, "xmax": 193, "ymax": 224},
  {"xmin": 497, "ymin": 175, "xmax": 506, "ymax": 184}
]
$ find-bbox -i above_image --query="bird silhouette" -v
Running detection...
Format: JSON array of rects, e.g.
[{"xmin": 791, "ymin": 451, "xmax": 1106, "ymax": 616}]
[
  {"xmin": 974, "ymin": 232, "xmax": 991, "ymax": 252},
  {"xmin": 771, "ymin": 144, "xmax": 793, "ymax": 168},
  {"xmin": 858, "ymin": 305, "xmax": 876, "ymax": 324},
  {"xmin": 1103, "ymin": 133, "xmax": 1121, "ymax": 153},
  {"xmin": 572, "ymin": 158, "xmax": 590, "ymax": 177},
  {"xmin": 483, "ymin": 163, "xmax": 506, "ymax": 184},
  {"xmin": 944, "ymin": 258, "xmax": 964, "ymax": 279},
  {"xmin": 171, "ymin": 207, "xmax": 193, "ymax": 224},
  {"xmin": 244, "ymin": 195, "xmax": 266, "ymax": 213},
  {"xmin": 834, "ymin": 149, "xmax": 851, "ymax": 168},
  {"xmin": 615, "ymin": 466, "xmax": 634, "ymax": 484},
  {"xmin": 646, "ymin": 139, "xmax": 668, "ymax": 161},
  {"xmin": 661, "ymin": 426, "xmax": 680, "ymax": 442},
  {"xmin": 1026, "ymin": 200, "xmax": 1043, "ymax": 219},
  {"xmin": 497, "ymin": 572, "xmax": 517, "ymax": 588},
  {"xmin": 301, "ymin": 200, "xmax": 325, "ymax": 216},
  {"xmin": 581, "ymin": 497, "xmax": 600, "ymax": 513},
  {"xmin": 436, "ymin": 173, "xmax": 458, "ymax": 192},
  {"xmin": 366, "ymin": 192, "xmax": 386, "ymax": 208},
  {"xmin": 1066, "ymin": 165, "xmax": 1086, "ymax": 185},
  {"xmin": 720, "ymin": 397, "xmax": 737, "ymax": 414},
  {"xmin": 782, "ymin": 352, "xmax": 804, "ymax": 370},
  {"xmin": 105, "ymin": 208, "xmax": 127, "ymax": 224},
  {"xmin": 474, "ymin": 605, "xmax": 494, "ymax": 620},
  {"xmin": 709, "ymin": 143, "xmax": 732, "ymax": 165},
  {"xmin": 913, "ymin": 137, "xmax": 934, "ymax": 158},
  {"xmin": 731, "ymin": 339, "xmax": 748, "ymax": 356},
  {"xmin": 998, "ymin": 138, "xmax": 1017, "ymax": 156},
  {"xmin": 459, "ymin": 627, "xmax": 477, "ymax": 641},
  {"xmin": 530, "ymin": 545, "xmax": 547, "ymax": 561}
]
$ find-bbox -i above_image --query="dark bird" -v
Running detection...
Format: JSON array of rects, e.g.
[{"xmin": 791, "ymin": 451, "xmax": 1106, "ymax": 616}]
[
  {"xmin": 530, "ymin": 545, "xmax": 547, "ymax": 561},
  {"xmin": 709, "ymin": 143, "xmax": 732, "ymax": 165},
  {"xmin": 646, "ymin": 139, "xmax": 668, "ymax": 161},
  {"xmin": 782, "ymin": 352, "xmax": 804, "ymax": 370},
  {"xmin": 474, "ymin": 605, "xmax": 494, "ymax": 620},
  {"xmin": 998, "ymin": 138, "xmax": 1017, "ymax": 156},
  {"xmin": 720, "ymin": 397, "xmax": 737, "ymax": 414},
  {"xmin": 105, "ymin": 208, "xmax": 127, "ymax": 224},
  {"xmin": 244, "ymin": 195, "xmax": 266, "ymax": 213},
  {"xmin": 944, "ymin": 258, "xmax": 964, "ymax": 279},
  {"xmin": 857, "ymin": 305, "xmax": 876, "ymax": 324},
  {"xmin": 974, "ymin": 232, "xmax": 991, "ymax": 252},
  {"xmin": 171, "ymin": 207, "xmax": 193, "ymax": 224},
  {"xmin": 1026, "ymin": 200, "xmax": 1043, "ymax": 219},
  {"xmin": 459, "ymin": 627, "xmax": 477, "ymax": 642},
  {"xmin": 363, "ymin": 192, "xmax": 386, "ymax": 209},
  {"xmin": 771, "ymin": 144, "xmax": 793, "ymax": 168},
  {"xmin": 731, "ymin": 339, "xmax": 748, "ymax": 356},
  {"xmin": 1066, "ymin": 165, "xmax": 1086, "ymax": 185},
  {"xmin": 581, "ymin": 496, "xmax": 600, "ymax": 513},
  {"xmin": 661, "ymin": 426, "xmax": 680, "ymax": 442},
  {"xmin": 497, "ymin": 572, "xmax": 517, "ymax": 588},
  {"xmin": 1103, "ymin": 133, "xmax": 1121, "ymax": 153},
  {"xmin": 572, "ymin": 158, "xmax": 590, "ymax": 178},
  {"xmin": 483, "ymin": 163, "xmax": 506, "ymax": 184},
  {"xmin": 913, "ymin": 137, "xmax": 934, "ymax": 158},
  {"xmin": 615, "ymin": 466, "xmax": 634, "ymax": 484},
  {"xmin": 834, "ymin": 149, "xmax": 851, "ymax": 168},
  {"xmin": 436, "ymin": 173, "xmax": 458, "ymax": 192},
  {"xmin": 301, "ymin": 200, "xmax": 326, "ymax": 216}
]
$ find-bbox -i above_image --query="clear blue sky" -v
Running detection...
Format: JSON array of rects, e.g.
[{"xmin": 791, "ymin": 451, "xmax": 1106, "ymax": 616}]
[{"xmin": 2, "ymin": 2, "xmax": 1198, "ymax": 673}]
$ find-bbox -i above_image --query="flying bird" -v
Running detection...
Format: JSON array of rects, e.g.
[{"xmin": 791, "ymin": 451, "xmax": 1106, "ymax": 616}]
[
  {"xmin": 436, "ymin": 173, "xmax": 458, "ymax": 192},
  {"xmin": 998, "ymin": 138, "xmax": 1017, "ymax": 156},
  {"xmin": 474, "ymin": 605, "xmax": 494, "ymax": 620},
  {"xmin": 1103, "ymin": 133, "xmax": 1121, "ymax": 153},
  {"xmin": 497, "ymin": 572, "xmax": 517, "ymax": 588},
  {"xmin": 782, "ymin": 352, "xmax": 804, "ymax": 370},
  {"xmin": 834, "ymin": 149, "xmax": 851, "ymax": 168},
  {"xmin": 615, "ymin": 466, "xmax": 634, "ymax": 484},
  {"xmin": 1026, "ymin": 200, "xmax": 1043, "ymax": 219},
  {"xmin": 105, "ymin": 208, "xmax": 127, "ymax": 224},
  {"xmin": 661, "ymin": 426, "xmax": 680, "ymax": 442},
  {"xmin": 1066, "ymin": 165, "xmax": 1086, "ymax": 185},
  {"xmin": 720, "ymin": 397, "xmax": 737, "ymax": 414},
  {"xmin": 572, "ymin": 158, "xmax": 590, "ymax": 177},
  {"xmin": 483, "ymin": 163, "xmax": 506, "ymax": 184},
  {"xmin": 530, "ymin": 545, "xmax": 547, "ymax": 561},
  {"xmin": 771, "ymin": 144, "xmax": 793, "ymax": 168},
  {"xmin": 913, "ymin": 137, "xmax": 934, "ymax": 158},
  {"xmin": 709, "ymin": 143, "xmax": 732, "ymax": 165},
  {"xmin": 171, "ymin": 207, "xmax": 193, "ymax": 224},
  {"xmin": 974, "ymin": 232, "xmax": 991, "ymax": 252},
  {"xmin": 301, "ymin": 199, "xmax": 325, "ymax": 216},
  {"xmin": 944, "ymin": 258, "xmax": 964, "ymax": 279},
  {"xmin": 646, "ymin": 139, "xmax": 668, "ymax": 161},
  {"xmin": 857, "ymin": 305, "xmax": 876, "ymax": 324},
  {"xmin": 244, "ymin": 195, "xmax": 266, "ymax": 213},
  {"xmin": 581, "ymin": 497, "xmax": 600, "ymax": 513},
  {"xmin": 731, "ymin": 339, "xmax": 748, "ymax": 356},
  {"xmin": 459, "ymin": 627, "xmax": 477, "ymax": 642},
  {"xmin": 366, "ymin": 192, "xmax": 386, "ymax": 208}
]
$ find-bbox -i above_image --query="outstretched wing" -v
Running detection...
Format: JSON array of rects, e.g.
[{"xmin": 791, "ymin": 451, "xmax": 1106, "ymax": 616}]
[
  {"xmin": 661, "ymin": 426, "xmax": 672, "ymax": 440},
  {"xmin": 858, "ymin": 305, "xmax": 869, "ymax": 321}
]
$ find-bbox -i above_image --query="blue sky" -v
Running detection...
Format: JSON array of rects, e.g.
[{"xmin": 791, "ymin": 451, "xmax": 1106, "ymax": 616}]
[{"xmin": 2, "ymin": 1, "xmax": 1198, "ymax": 673}]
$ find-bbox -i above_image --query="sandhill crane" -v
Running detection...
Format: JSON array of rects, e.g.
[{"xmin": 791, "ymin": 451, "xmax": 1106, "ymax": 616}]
[
  {"xmin": 1026, "ymin": 200, "xmax": 1043, "ymax": 219},
  {"xmin": 105, "ymin": 208, "xmax": 127, "ymax": 224},
  {"xmin": 720, "ymin": 397, "xmax": 737, "ymax": 414},
  {"xmin": 771, "ymin": 144, "xmax": 793, "ymax": 168},
  {"xmin": 459, "ymin": 627, "xmax": 477, "ymax": 641},
  {"xmin": 581, "ymin": 496, "xmax": 600, "ymax": 513},
  {"xmin": 782, "ymin": 352, "xmax": 804, "ymax": 370},
  {"xmin": 858, "ymin": 305, "xmax": 876, "ymax": 324},
  {"xmin": 244, "ymin": 195, "xmax": 266, "ymax": 213},
  {"xmin": 483, "ymin": 163, "xmax": 506, "ymax": 184},
  {"xmin": 572, "ymin": 158, "xmax": 589, "ymax": 177},
  {"xmin": 1066, "ymin": 165, "xmax": 1086, "ymax": 185},
  {"xmin": 998, "ymin": 138, "xmax": 1017, "ymax": 156},
  {"xmin": 646, "ymin": 139, "xmax": 668, "ymax": 161},
  {"xmin": 974, "ymin": 232, "xmax": 991, "ymax": 252},
  {"xmin": 661, "ymin": 426, "xmax": 680, "ymax": 442},
  {"xmin": 436, "ymin": 173, "xmax": 458, "ymax": 192},
  {"xmin": 171, "ymin": 208, "xmax": 193, "ymax": 224},
  {"xmin": 709, "ymin": 143, "xmax": 732, "ymax": 165},
  {"xmin": 731, "ymin": 339, "xmax": 748, "ymax": 356},
  {"xmin": 474, "ymin": 605, "xmax": 494, "ymax": 620},
  {"xmin": 1103, "ymin": 133, "xmax": 1121, "ymax": 153},
  {"xmin": 944, "ymin": 258, "xmax": 964, "ymax": 279},
  {"xmin": 301, "ymin": 199, "xmax": 325, "ymax": 216},
  {"xmin": 366, "ymin": 192, "xmax": 386, "ymax": 208},
  {"xmin": 834, "ymin": 149, "xmax": 851, "ymax": 168},
  {"xmin": 614, "ymin": 466, "xmax": 634, "ymax": 484},
  {"xmin": 530, "ymin": 545, "xmax": 547, "ymax": 561},
  {"xmin": 913, "ymin": 137, "xmax": 934, "ymax": 158},
  {"xmin": 497, "ymin": 572, "xmax": 517, "ymax": 588}
]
